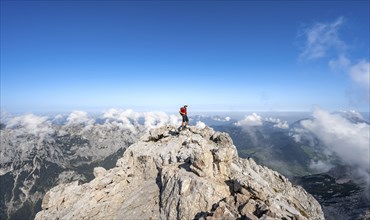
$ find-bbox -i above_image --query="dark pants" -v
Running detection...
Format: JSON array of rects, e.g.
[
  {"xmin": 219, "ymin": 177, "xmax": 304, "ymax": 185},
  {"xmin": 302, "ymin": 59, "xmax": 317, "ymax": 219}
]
[{"xmin": 182, "ymin": 114, "xmax": 189, "ymax": 122}]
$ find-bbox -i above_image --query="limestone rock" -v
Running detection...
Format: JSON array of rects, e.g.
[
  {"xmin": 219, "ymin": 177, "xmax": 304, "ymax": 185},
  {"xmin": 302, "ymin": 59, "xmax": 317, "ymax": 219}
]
[{"xmin": 35, "ymin": 125, "xmax": 324, "ymax": 220}]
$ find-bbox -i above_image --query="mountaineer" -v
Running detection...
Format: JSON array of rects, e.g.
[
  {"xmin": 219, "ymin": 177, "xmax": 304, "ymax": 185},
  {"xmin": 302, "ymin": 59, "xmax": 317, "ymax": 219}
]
[{"xmin": 179, "ymin": 104, "xmax": 189, "ymax": 130}]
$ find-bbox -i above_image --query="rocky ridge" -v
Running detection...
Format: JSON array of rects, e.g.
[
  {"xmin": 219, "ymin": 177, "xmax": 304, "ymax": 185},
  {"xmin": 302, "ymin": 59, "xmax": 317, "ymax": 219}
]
[
  {"xmin": 35, "ymin": 125, "xmax": 324, "ymax": 220},
  {"xmin": 0, "ymin": 121, "xmax": 141, "ymax": 219}
]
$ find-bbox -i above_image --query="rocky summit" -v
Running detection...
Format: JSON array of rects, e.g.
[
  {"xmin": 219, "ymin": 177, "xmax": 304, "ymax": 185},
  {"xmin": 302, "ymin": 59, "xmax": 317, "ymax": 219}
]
[{"xmin": 35, "ymin": 125, "xmax": 324, "ymax": 220}]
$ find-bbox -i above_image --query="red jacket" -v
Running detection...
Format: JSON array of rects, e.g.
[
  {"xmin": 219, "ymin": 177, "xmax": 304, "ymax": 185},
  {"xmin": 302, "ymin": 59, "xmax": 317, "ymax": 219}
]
[{"xmin": 180, "ymin": 107, "xmax": 187, "ymax": 115}]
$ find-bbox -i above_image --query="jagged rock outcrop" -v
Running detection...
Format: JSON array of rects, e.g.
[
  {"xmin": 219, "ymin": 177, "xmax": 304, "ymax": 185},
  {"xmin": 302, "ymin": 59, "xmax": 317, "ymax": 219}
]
[{"xmin": 35, "ymin": 125, "xmax": 324, "ymax": 220}]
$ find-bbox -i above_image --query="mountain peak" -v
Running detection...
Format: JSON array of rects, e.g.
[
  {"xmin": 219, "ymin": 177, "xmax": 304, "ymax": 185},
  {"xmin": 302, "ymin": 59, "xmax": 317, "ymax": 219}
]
[{"xmin": 35, "ymin": 125, "xmax": 324, "ymax": 220}]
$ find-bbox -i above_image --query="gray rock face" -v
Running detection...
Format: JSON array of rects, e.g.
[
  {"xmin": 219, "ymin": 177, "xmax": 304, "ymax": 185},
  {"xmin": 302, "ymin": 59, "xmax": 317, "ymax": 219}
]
[{"xmin": 35, "ymin": 125, "xmax": 324, "ymax": 220}]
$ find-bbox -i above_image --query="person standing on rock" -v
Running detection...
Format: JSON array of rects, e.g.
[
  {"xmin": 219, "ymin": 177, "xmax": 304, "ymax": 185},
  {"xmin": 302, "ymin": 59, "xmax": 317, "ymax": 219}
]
[{"xmin": 179, "ymin": 104, "xmax": 189, "ymax": 130}]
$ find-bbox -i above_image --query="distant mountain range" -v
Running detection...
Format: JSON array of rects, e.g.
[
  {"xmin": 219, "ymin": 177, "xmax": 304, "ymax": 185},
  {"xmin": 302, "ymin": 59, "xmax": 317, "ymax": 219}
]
[
  {"xmin": 211, "ymin": 112, "xmax": 370, "ymax": 220},
  {"xmin": 0, "ymin": 120, "xmax": 142, "ymax": 220},
  {"xmin": 1, "ymin": 110, "xmax": 369, "ymax": 219}
]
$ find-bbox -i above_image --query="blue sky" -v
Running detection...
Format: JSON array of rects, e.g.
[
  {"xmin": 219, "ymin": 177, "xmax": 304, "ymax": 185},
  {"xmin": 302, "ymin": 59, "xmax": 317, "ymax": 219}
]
[{"xmin": 1, "ymin": 1, "xmax": 369, "ymax": 113}]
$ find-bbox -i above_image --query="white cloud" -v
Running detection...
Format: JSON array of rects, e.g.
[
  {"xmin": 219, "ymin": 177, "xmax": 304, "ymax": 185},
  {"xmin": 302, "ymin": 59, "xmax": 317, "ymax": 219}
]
[
  {"xmin": 339, "ymin": 109, "xmax": 365, "ymax": 121},
  {"xmin": 0, "ymin": 110, "xmax": 12, "ymax": 124},
  {"xmin": 4, "ymin": 109, "xmax": 183, "ymax": 137},
  {"xmin": 6, "ymin": 114, "xmax": 54, "ymax": 136},
  {"xmin": 143, "ymin": 111, "xmax": 179, "ymax": 129},
  {"xmin": 235, "ymin": 114, "xmax": 289, "ymax": 129},
  {"xmin": 103, "ymin": 108, "xmax": 141, "ymax": 122},
  {"xmin": 142, "ymin": 111, "xmax": 167, "ymax": 129},
  {"xmin": 66, "ymin": 111, "xmax": 95, "ymax": 126},
  {"xmin": 235, "ymin": 113, "xmax": 263, "ymax": 126},
  {"xmin": 1, "ymin": 110, "xmax": 184, "ymax": 167},
  {"xmin": 329, "ymin": 54, "xmax": 351, "ymax": 71},
  {"xmin": 309, "ymin": 160, "xmax": 333, "ymax": 173},
  {"xmin": 265, "ymin": 117, "xmax": 289, "ymax": 129},
  {"xmin": 169, "ymin": 115, "xmax": 181, "ymax": 126},
  {"xmin": 102, "ymin": 109, "xmax": 141, "ymax": 131},
  {"xmin": 327, "ymin": 53, "xmax": 369, "ymax": 98},
  {"xmin": 51, "ymin": 114, "xmax": 66, "ymax": 124},
  {"xmin": 299, "ymin": 108, "xmax": 369, "ymax": 183},
  {"xmin": 195, "ymin": 121, "xmax": 206, "ymax": 129},
  {"xmin": 212, "ymin": 116, "xmax": 232, "ymax": 122},
  {"xmin": 299, "ymin": 17, "xmax": 369, "ymax": 102},
  {"xmin": 54, "ymin": 114, "xmax": 64, "ymax": 120},
  {"xmin": 102, "ymin": 108, "xmax": 181, "ymax": 131},
  {"xmin": 349, "ymin": 60, "xmax": 370, "ymax": 90},
  {"xmin": 299, "ymin": 17, "xmax": 346, "ymax": 61}
]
